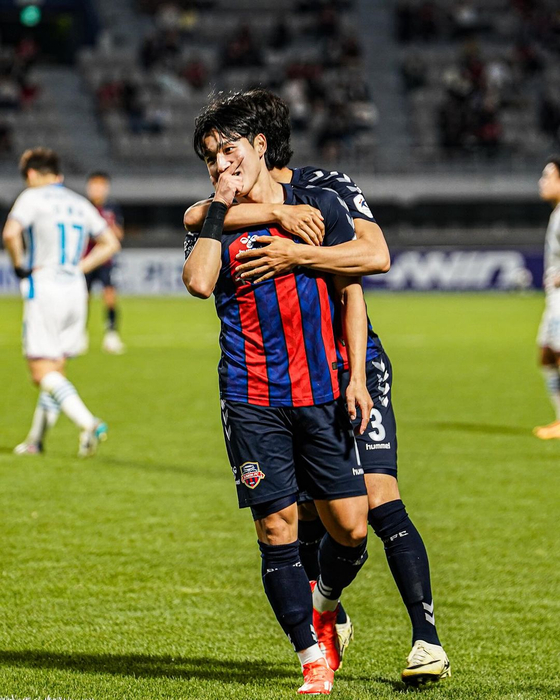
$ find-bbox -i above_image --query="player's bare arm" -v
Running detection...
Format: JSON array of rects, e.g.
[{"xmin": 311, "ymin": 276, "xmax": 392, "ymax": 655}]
[
  {"xmin": 182, "ymin": 157, "xmax": 241, "ymax": 298},
  {"xmin": 79, "ymin": 228, "xmax": 121, "ymax": 274},
  {"xmin": 184, "ymin": 198, "xmax": 324, "ymax": 246},
  {"xmin": 236, "ymin": 219, "xmax": 390, "ymax": 282},
  {"xmin": 111, "ymin": 222, "xmax": 125, "ymax": 241},
  {"xmin": 2, "ymin": 218, "xmax": 28, "ymax": 276},
  {"xmin": 334, "ymin": 275, "xmax": 372, "ymax": 435}
]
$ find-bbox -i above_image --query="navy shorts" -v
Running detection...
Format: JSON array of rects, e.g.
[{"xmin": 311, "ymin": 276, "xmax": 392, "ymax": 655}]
[
  {"xmin": 85, "ymin": 264, "xmax": 114, "ymax": 291},
  {"xmin": 339, "ymin": 349, "xmax": 398, "ymax": 477},
  {"xmin": 220, "ymin": 399, "xmax": 366, "ymax": 514}
]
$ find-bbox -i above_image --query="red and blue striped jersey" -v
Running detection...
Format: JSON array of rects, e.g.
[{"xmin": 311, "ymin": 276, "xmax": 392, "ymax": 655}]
[
  {"xmin": 291, "ymin": 167, "xmax": 383, "ymax": 367},
  {"xmin": 188, "ymin": 185, "xmax": 356, "ymax": 408}
]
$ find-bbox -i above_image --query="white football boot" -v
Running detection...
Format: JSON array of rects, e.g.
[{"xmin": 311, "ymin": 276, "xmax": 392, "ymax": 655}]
[
  {"xmin": 402, "ymin": 640, "xmax": 451, "ymax": 686},
  {"xmin": 78, "ymin": 421, "xmax": 108, "ymax": 457},
  {"xmin": 102, "ymin": 331, "xmax": 125, "ymax": 354}
]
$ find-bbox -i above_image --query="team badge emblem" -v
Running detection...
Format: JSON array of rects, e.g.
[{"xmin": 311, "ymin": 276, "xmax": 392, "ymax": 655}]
[{"xmin": 240, "ymin": 462, "xmax": 265, "ymax": 489}]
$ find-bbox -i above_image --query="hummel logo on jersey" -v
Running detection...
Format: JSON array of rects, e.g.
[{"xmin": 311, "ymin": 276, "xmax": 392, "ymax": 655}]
[
  {"xmin": 352, "ymin": 467, "xmax": 364, "ymax": 476},
  {"xmin": 366, "ymin": 442, "xmax": 391, "ymax": 450},
  {"xmin": 240, "ymin": 234, "xmax": 259, "ymax": 249}
]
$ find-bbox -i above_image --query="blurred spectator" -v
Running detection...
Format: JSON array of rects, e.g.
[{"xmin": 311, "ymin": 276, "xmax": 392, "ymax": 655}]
[
  {"xmin": 0, "ymin": 76, "xmax": 20, "ymax": 110},
  {"xmin": 155, "ymin": 2, "xmax": 182, "ymax": 31},
  {"xmin": 269, "ymin": 16, "xmax": 292, "ymax": 51},
  {"xmin": 452, "ymin": 1, "xmax": 482, "ymax": 38},
  {"xmin": 221, "ymin": 24, "xmax": 263, "ymax": 69},
  {"xmin": 475, "ymin": 98, "xmax": 502, "ymax": 154},
  {"xmin": 539, "ymin": 91, "xmax": 560, "ymax": 142},
  {"xmin": 401, "ymin": 53, "xmax": 428, "ymax": 91},
  {"xmin": 0, "ymin": 121, "xmax": 12, "ymax": 154},
  {"xmin": 514, "ymin": 40, "xmax": 543, "ymax": 77},
  {"xmin": 316, "ymin": 101, "xmax": 353, "ymax": 160},
  {"xmin": 181, "ymin": 58, "xmax": 208, "ymax": 91}
]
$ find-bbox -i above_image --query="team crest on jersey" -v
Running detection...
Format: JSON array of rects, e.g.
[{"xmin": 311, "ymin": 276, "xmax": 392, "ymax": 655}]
[{"xmin": 240, "ymin": 462, "xmax": 265, "ymax": 489}]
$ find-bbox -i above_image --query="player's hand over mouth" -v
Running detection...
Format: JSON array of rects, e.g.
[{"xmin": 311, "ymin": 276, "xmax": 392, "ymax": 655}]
[
  {"xmin": 213, "ymin": 157, "xmax": 244, "ymax": 208},
  {"xmin": 346, "ymin": 378, "xmax": 373, "ymax": 435},
  {"xmin": 273, "ymin": 204, "xmax": 324, "ymax": 246},
  {"xmin": 236, "ymin": 236, "xmax": 300, "ymax": 283}
]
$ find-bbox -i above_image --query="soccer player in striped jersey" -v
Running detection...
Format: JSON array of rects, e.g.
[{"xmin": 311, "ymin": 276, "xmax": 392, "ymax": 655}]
[
  {"xmin": 183, "ymin": 93, "xmax": 375, "ymax": 696},
  {"xmin": 2, "ymin": 148, "xmax": 120, "ymax": 457},
  {"xmin": 184, "ymin": 89, "xmax": 450, "ymax": 686}
]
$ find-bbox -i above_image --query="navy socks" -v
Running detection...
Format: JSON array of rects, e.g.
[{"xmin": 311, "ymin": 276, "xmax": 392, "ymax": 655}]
[
  {"xmin": 259, "ymin": 540, "xmax": 316, "ymax": 651},
  {"xmin": 368, "ymin": 499, "xmax": 440, "ymax": 645},
  {"xmin": 317, "ymin": 533, "xmax": 368, "ymax": 603}
]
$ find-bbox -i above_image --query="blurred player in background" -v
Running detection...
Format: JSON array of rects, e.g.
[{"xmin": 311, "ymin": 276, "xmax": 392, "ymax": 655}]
[
  {"xmin": 2, "ymin": 148, "xmax": 120, "ymax": 456},
  {"xmin": 184, "ymin": 89, "xmax": 450, "ymax": 687},
  {"xmin": 534, "ymin": 156, "xmax": 560, "ymax": 439},
  {"xmin": 85, "ymin": 171, "xmax": 125, "ymax": 354}
]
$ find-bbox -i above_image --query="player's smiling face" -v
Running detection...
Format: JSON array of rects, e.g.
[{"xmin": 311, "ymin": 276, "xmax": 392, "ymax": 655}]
[
  {"xmin": 539, "ymin": 163, "xmax": 560, "ymax": 203},
  {"xmin": 203, "ymin": 131, "xmax": 263, "ymax": 197}
]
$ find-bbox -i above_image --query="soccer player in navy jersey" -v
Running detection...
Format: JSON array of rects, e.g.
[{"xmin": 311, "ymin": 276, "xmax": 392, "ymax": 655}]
[
  {"xmin": 183, "ymin": 89, "xmax": 450, "ymax": 687},
  {"xmin": 183, "ymin": 93, "xmax": 376, "ymax": 696},
  {"xmin": 85, "ymin": 171, "xmax": 125, "ymax": 354}
]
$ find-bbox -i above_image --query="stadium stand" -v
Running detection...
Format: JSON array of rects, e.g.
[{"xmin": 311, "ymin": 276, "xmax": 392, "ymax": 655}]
[
  {"xmin": 396, "ymin": 0, "xmax": 560, "ymax": 170},
  {"xmin": 77, "ymin": 0, "xmax": 378, "ymax": 166}
]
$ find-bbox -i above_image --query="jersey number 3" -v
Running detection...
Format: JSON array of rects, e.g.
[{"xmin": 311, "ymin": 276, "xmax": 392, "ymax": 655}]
[{"xmin": 368, "ymin": 408, "xmax": 386, "ymax": 442}]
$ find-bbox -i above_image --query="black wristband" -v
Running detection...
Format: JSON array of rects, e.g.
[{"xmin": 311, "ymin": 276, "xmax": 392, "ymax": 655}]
[
  {"xmin": 14, "ymin": 266, "xmax": 32, "ymax": 279},
  {"xmin": 198, "ymin": 201, "xmax": 228, "ymax": 242}
]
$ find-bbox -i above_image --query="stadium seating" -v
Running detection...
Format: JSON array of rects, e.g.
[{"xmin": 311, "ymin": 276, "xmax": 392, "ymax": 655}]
[
  {"xmin": 76, "ymin": 0, "xmax": 377, "ymax": 166},
  {"xmin": 396, "ymin": 0, "xmax": 560, "ymax": 169}
]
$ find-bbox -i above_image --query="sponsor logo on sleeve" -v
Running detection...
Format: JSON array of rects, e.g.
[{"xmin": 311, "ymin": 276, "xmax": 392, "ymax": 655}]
[{"xmin": 353, "ymin": 194, "xmax": 374, "ymax": 219}]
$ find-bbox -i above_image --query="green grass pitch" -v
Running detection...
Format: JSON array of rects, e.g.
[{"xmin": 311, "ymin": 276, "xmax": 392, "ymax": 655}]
[{"xmin": 0, "ymin": 293, "xmax": 559, "ymax": 700}]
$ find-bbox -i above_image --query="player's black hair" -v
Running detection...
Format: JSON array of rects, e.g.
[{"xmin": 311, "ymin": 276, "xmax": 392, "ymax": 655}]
[
  {"xmin": 87, "ymin": 170, "xmax": 111, "ymax": 181},
  {"xmin": 545, "ymin": 156, "xmax": 560, "ymax": 176},
  {"xmin": 19, "ymin": 147, "xmax": 60, "ymax": 178},
  {"xmin": 193, "ymin": 92, "xmax": 263, "ymax": 162},
  {"xmin": 242, "ymin": 88, "xmax": 293, "ymax": 169}
]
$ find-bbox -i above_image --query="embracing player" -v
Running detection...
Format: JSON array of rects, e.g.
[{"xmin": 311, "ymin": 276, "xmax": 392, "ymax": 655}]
[
  {"xmin": 3, "ymin": 148, "xmax": 120, "ymax": 456},
  {"xmin": 184, "ymin": 89, "xmax": 450, "ymax": 686},
  {"xmin": 183, "ymin": 93, "xmax": 379, "ymax": 695},
  {"xmin": 534, "ymin": 156, "xmax": 560, "ymax": 439}
]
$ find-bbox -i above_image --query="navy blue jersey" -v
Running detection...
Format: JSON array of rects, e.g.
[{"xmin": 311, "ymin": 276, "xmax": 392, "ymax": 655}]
[
  {"xmin": 291, "ymin": 166, "xmax": 376, "ymax": 223},
  {"xmin": 186, "ymin": 185, "xmax": 355, "ymax": 408},
  {"xmin": 290, "ymin": 168, "xmax": 382, "ymax": 366}
]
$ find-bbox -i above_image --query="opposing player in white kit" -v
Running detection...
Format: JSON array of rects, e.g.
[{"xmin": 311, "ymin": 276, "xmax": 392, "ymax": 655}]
[
  {"xmin": 534, "ymin": 156, "xmax": 560, "ymax": 440},
  {"xmin": 2, "ymin": 148, "xmax": 121, "ymax": 456}
]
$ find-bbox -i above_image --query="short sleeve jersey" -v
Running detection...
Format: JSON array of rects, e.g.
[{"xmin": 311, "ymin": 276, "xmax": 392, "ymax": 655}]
[
  {"xmin": 291, "ymin": 166, "xmax": 376, "ymax": 223},
  {"xmin": 290, "ymin": 167, "xmax": 383, "ymax": 366},
  {"xmin": 9, "ymin": 184, "xmax": 107, "ymax": 271},
  {"xmin": 185, "ymin": 185, "xmax": 356, "ymax": 408}
]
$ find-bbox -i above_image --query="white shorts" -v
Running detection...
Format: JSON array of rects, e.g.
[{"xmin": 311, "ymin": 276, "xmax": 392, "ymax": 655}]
[
  {"xmin": 537, "ymin": 304, "xmax": 560, "ymax": 353},
  {"xmin": 21, "ymin": 268, "xmax": 87, "ymax": 360}
]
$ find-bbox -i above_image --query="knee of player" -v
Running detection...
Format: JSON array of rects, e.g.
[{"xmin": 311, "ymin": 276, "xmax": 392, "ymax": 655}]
[
  {"xmin": 29, "ymin": 367, "xmax": 45, "ymax": 386},
  {"xmin": 339, "ymin": 523, "xmax": 368, "ymax": 548},
  {"xmin": 259, "ymin": 516, "xmax": 296, "ymax": 545}
]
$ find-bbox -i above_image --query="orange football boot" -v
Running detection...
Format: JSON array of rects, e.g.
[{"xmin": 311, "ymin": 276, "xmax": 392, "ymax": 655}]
[
  {"xmin": 310, "ymin": 580, "xmax": 341, "ymax": 672},
  {"xmin": 298, "ymin": 657, "xmax": 334, "ymax": 695}
]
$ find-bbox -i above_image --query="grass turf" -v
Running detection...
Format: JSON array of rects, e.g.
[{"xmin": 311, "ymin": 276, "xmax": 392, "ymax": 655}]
[{"xmin": 0, "ymin": 293, "xmax": 559, "ymax": 700}]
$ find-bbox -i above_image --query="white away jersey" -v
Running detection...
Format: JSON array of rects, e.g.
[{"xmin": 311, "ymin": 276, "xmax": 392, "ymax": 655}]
[
  {"xmin": 9, "ymin": 183, "xmax": 107, "ymax": 271},
  {"xmin": 543, "ymin": 204, "xmax": 560, "ymax": 298}
]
